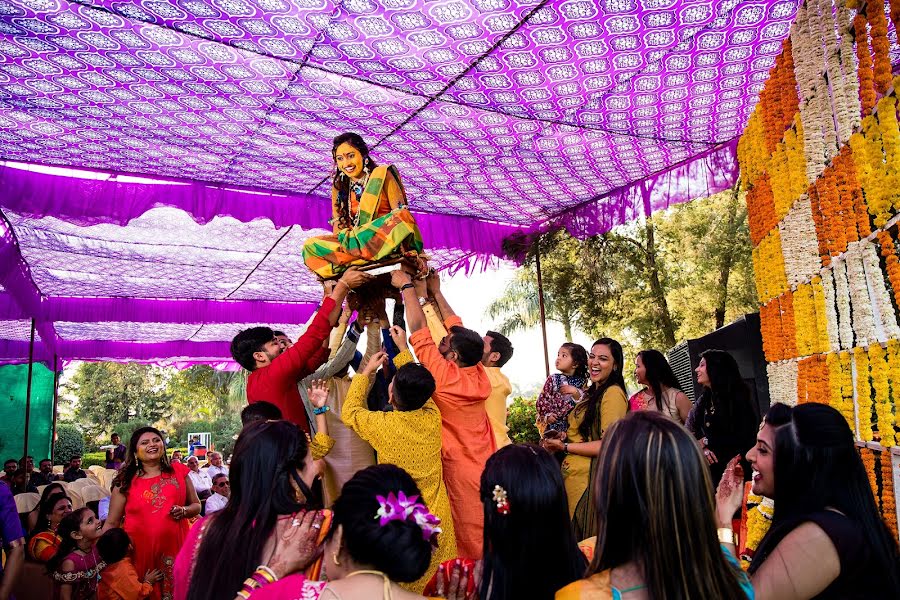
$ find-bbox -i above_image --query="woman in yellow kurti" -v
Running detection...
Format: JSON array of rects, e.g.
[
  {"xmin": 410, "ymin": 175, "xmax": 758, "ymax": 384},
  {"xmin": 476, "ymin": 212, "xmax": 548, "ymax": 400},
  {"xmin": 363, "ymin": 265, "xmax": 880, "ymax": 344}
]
[
  {"xmin": 543, "ymin": 338, "xmax": 628, "ymax": 541},
  {"xmin": 340, "ymin": 348, "xmax": 457, "ymax": 593}
]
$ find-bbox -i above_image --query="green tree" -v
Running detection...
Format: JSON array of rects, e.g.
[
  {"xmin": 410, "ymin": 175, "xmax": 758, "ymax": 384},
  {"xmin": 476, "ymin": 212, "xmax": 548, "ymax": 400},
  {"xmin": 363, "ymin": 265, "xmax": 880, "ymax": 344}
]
[
  {"xmin": 506, "ymin": 396, "xmax": 540, "ymax": 444},
  {"xmin": 487, "ymin": 190, "xmax": 757, "ymax": 355},
  {"xmin": 65, "ymin": 363, "xmax": 174, "ymax": 440},
  {"xmin": 53, "ymin": 423, "xmax": 85, "ymax": 465},
  {"xmin": 487, "ymin": 233, "xmax": 586, "ymax": 341}
]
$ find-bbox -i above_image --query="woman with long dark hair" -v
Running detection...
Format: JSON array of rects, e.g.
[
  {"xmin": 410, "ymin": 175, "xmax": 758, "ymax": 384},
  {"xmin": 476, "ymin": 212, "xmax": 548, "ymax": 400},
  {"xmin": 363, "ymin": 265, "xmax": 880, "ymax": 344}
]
[
  {"xmin": 689, "ymin": 349, "xmax": 758, "ymax": 484},
  {"xmin": 174, "ymin": 419, "xmax": 325, "ymax": 600},
  {"xmin": 250, "ymin": 464, "xmax": 438, "ymax": 599},
  {"xmin": 543, "ymin": 338, "xmax": 627, "ymax": 539},
  {"xmin": 104, "ymin": 427, "xmax": 200, "ymax": 600},
  {"xmin": 27, "ymin": 491, "xmax": 72, "ymax": 562},
  {"xmin": 47, "ymin": 507, "xmax": 105, "ymax": 600},
  {"xmin": 437, "ymin": 444, "xmax": 586, "ymax": 600},
  {"xmin": 628, "ymin": 349, "xmax": 691, "ymax": 424},
  {"xmin": 558, "ymin": 411, "xmax": 753, "ymax": 599},
  {"xmin": 301, "ymin": 132, "xmax": 424, "ymax": 279},
  {"xmin": 718, "ymin": 403, "xmax": 900, "ymax": 598},
  {"xmin": 26, "ymin": 481, "xmax": 66, "ymax": 532}
]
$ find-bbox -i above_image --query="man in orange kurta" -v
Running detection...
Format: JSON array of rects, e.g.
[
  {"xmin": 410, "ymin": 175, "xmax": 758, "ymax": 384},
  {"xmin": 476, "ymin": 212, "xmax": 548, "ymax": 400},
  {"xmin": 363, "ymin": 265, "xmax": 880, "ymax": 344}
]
[{"xmin": 391, "ymin": 269, "xmax": 495, "ymax": 559}]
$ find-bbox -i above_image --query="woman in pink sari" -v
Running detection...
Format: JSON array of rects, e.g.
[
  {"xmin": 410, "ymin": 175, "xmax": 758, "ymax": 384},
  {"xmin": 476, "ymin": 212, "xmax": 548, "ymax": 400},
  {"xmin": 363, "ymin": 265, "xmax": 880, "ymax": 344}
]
[{"xmin": 105, "ymin": 427, "xmax": 200, "ymax": 600}]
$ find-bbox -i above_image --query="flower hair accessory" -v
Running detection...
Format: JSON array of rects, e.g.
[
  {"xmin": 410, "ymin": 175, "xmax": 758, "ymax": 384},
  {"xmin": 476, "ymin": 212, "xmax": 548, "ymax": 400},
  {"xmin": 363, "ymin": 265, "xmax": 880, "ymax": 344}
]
[
  {"xmin": 492, "ymin": 484, "xmax": 510, "ymax": 515},
  {"xmin": 375, "ymin": 491, "xmax": 442, "ymax": 547}
]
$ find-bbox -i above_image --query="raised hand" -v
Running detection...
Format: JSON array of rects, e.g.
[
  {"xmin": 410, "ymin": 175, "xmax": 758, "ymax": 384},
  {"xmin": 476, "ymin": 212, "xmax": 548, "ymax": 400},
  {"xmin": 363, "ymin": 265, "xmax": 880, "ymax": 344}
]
[
  {"xmin": 268, "ymin": 510, "xmax": 327, "ymax": 579},
  {"xmin": 391, "ymin": 269, "xmax": 413, "ymax": 289},
  {"xmin": 339, "ymin": 267, "xmax": 372, "ymax": 290},
  {"xmin": 425, "ymin": 269, "xmax": 441, "ymax": 296},
  {"xmin": 363, "ymin": 351, "xmax": 388, "ymax": 376},
  {"xmin": 307, "ymin": 380, "xmax": 330, "ymax": 408},
  {"xmin": 714, "ymin": 455, "xmax": 745, "ymax": 528},
  {"xmin": 389, "ymin": 325, "xmax": 408, "ymax": 350}
]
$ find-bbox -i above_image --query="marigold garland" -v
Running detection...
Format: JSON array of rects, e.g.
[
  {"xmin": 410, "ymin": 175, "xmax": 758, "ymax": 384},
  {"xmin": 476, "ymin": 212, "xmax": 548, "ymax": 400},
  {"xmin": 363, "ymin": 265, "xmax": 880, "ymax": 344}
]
[
  {"xmin": 888, "ymin": 340, "xmax": 900, "ymax": 431},
  {"xmin": 877, "ymin": 231, "xmax": 900, "ymax": 310},
  {"xmin": 839, "ymin": 351, "xmax": 856, "ymax": 430},
  {"xmin": 870, "ymin": 344, "xmax": 895, "ymax": 447},
  {"xmin": 854, "ymin": 13, "xmax": 876, "ymax": 114},
  {"xmin": 875, "ymin": 95, "xmax": 900, "ymax": 215},
  {"xmin": 808, "ymin": 183, "xmax": 831, "ymax": 266},
  {"xmin": 868, "ymin": 2, "xmax": 893, "ymax": 95},
  {"xmin": 891, "ymin": 0, "xmax": 900, "ymax": 31},
  {"xmin": 780, "ymin": 291, "xmax": 798, "ymax": 360},
  {"xmin": 740, "ymin": 492, "xmax": 774, "ymax": 571},
  {"xmin": 862, "ymin": 448, "xmax": 879, "ymax": 507},
  {"xmin": 881, "ymin": 450, "xmax": 898, "ymax": 539},
  {"xmin": 747, "ymin": 175, "xmax": 777, "ymax": 247},
  {"xmin": 856, "ymin": 346, "xmax": 874, "ymax": 441}
]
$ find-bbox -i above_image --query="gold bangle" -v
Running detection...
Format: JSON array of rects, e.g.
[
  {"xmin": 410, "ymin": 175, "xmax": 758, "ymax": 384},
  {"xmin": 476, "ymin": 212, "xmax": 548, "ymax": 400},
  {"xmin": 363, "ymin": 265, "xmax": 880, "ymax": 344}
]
[{"xmin": 717, "ymin": 527, "xmax": 736, "ymax": 545}]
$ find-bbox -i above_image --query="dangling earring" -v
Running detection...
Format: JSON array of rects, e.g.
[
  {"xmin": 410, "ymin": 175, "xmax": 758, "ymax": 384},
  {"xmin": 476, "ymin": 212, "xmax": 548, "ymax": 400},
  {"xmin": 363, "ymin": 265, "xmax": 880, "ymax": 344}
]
[
  {"xmin": 363, "ymin": 157, "xmax": 370, "ymax": 175},
  {"xmin": 332, "ymin": 539, "xmax": 342, "ymax": 565}
]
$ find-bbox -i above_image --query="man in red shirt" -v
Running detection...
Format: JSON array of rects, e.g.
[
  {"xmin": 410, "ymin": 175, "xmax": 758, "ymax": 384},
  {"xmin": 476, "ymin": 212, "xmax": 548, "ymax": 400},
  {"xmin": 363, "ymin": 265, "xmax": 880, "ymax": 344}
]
[{"xmin": 230, "ymin": 269, "xmax": 370, "ymax": 433}]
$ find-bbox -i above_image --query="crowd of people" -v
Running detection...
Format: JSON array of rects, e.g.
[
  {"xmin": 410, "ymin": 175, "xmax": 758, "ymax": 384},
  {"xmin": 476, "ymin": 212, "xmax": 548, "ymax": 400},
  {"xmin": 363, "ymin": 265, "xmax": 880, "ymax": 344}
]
[{"xmin": 2, "ymin": 265, "xmax": 900, "ymax": 600}]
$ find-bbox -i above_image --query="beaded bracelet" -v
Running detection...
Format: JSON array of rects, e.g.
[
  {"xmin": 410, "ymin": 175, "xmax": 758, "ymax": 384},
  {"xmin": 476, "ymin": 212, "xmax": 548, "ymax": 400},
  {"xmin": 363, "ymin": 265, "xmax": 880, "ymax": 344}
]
[{"xmin": 235, "ymin": 565, "xmax": 279, "ymax": 599}]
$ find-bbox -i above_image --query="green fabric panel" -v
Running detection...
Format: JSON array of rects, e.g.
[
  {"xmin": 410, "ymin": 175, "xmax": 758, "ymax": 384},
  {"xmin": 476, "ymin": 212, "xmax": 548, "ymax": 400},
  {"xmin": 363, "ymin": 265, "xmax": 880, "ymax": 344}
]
[{"xmin": 0, "ymin": 363, "xmax": 55, "ymax": 461}]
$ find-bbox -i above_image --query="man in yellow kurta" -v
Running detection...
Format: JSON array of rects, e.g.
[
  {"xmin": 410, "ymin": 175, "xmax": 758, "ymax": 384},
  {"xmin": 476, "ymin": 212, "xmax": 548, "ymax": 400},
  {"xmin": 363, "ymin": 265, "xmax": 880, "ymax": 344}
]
[
  {"xmin": 340, "ymin": 345, "xmax": 457, "ymax": 592},
  {"xmin": 391, "ymin": 269, "xmax": 494, "ymax": 559},
  {"xmin": 482, "ymin": 331, "xmax": 514, "ymax": 448}
]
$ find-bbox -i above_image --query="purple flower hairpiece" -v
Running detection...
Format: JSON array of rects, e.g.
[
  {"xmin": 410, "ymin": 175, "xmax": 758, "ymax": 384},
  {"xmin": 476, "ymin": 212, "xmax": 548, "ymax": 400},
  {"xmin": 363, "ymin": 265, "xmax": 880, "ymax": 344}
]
[{"xmin": 375, "ymin": 491, "xmax": 442, "ymax": 547}]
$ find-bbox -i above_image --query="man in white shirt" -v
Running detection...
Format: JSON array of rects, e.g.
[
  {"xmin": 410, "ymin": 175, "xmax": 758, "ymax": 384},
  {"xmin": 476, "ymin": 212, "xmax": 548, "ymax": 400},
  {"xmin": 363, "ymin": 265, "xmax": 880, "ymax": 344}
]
[
  {"xmin": 186, "ymin": 456, "xmax": 212, "ymax": 499},
  {"xmin": 204, "ymin": 452, "xmax": 229, "ymax": 479},
  {"xmin": 205, "ymin": 473, "xmax": 230, "ymax": 514}
]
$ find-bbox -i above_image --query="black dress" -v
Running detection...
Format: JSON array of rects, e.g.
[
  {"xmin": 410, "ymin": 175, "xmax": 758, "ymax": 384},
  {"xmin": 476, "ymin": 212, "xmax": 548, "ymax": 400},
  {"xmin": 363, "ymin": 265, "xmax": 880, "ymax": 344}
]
[
  {"xmin": 782, "ymin": 511, "xmax": 892, "ymax": 599},
  {"xmin": 688, "ymin": 394, "xmax": 757, "ymax": 485}
]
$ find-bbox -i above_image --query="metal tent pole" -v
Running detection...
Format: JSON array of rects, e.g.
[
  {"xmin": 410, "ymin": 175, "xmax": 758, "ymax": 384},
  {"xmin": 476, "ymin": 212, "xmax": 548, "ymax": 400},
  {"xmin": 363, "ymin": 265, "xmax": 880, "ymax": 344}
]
[
  {"xmin": 51, "ymin": 354, "xmax": 60, "ymax": 464},
  {"xmin": 23, "ymin": 318, "xmax": 35, "ymax": 458},
  {"xmin": 535, "ymin": 239, "xmax": 550, "ymax": 379}
]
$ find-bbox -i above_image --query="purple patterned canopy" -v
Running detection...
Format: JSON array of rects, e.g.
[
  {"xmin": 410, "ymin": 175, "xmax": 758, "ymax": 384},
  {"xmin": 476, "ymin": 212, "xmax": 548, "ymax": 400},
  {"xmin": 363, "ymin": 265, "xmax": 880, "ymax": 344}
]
[{"xmin": 0, "ymin": 0, "xmax": 809, "ymax": 364}]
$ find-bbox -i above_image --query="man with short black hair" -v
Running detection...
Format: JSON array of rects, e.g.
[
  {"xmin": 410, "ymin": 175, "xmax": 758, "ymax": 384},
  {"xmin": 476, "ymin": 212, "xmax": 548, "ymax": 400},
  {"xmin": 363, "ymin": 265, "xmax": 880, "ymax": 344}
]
[
  {"xmin": 1, "ymin": 459, "xmax": 16, "ymax": 483},
  {"xmin": 482, "ymin": 330, "xmax": 514, "ymax": 449},
  {"xmin": 31, "ymin": 459, "xmax": 58, "ymax": 487},
  {"xmin": 63, "ymin": 456, "xmax": 87, "ymax": 482},
  {"xmin": 205, "ymin": 473, "xmax": 230, "ymax": 514},
  {"xmin": 240, "ymin": 401, "xmax": 282, "ymax": 426},
  {"xmin": 391, "ymin": 268, "xmax": 494, "ymax": 559},
  {"xmin": 231, "ymin": 268, "xmax": 371, "ymax": 433}
]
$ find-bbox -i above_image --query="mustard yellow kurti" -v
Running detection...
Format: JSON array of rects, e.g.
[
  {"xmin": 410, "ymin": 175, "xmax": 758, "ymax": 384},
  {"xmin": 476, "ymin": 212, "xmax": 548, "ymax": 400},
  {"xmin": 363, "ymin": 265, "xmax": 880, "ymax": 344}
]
[
  {"xmin": 562, "ymin": 386, "xmax": 628, "ymax": 518},
  {"xmin": 484, "ymin": 367, "xmax": 512, "ymax": 449},
  {"xmin": 341, "ymin": 349, "xmax": 458, "ymax": 592}
]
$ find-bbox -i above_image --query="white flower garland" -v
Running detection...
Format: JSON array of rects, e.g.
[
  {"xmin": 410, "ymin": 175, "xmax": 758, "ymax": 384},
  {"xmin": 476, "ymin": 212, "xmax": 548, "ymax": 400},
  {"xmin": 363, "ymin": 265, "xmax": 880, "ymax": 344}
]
[
  {"xmin": 780, "ymin": 194, "xmax": 823, "ymax": 286},
  {"xmin": 835, "ymin": 0, "xmax": 861, "ymax": 136},
  {"xmin": 820, "ymin": 266, "xmax": 842, "ymax": 351},
  {"xmin": 846, "ymin": 242, "xmax": 878, "ymax": 346},
  {"xmin": 832, "ymin": 256, "xmax": 855, "ymax": 349},
  {"xmin": 862, "ymin": 240, "xmax": 900, "ymax": 341},
  {"xmin": 767, "ymin": 360, "xmax": 799, "ymax": 406}
]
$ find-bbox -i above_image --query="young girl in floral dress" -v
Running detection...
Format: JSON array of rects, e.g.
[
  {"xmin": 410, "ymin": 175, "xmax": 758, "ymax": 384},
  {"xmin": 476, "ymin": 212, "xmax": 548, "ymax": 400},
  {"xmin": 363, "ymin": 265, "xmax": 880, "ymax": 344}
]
[{"xmin": 536, "ymin": 343, "xmax": 588, "ymax": 439}]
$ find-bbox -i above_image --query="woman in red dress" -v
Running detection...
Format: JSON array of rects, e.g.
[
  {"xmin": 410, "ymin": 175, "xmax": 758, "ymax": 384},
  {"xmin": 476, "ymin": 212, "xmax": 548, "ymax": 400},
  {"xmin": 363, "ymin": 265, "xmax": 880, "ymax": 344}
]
[{"xmin": 104, "ymin": 427, "xmax": 201, "ymax": 600}]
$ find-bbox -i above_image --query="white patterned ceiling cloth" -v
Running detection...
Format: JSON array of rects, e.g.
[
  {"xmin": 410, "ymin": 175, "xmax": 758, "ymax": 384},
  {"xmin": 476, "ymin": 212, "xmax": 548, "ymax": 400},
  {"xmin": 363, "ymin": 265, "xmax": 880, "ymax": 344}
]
[{"xmin": 1, "ymin": 0, "xmax": 882, "ymax": 364}]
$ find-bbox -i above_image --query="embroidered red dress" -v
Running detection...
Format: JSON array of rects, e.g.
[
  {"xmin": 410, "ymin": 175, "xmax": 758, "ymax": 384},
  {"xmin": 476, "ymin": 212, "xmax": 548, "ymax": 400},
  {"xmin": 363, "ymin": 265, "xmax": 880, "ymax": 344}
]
[{"xmin": 124, "ymin": 461, "xmax": 191, "ymax": 600}]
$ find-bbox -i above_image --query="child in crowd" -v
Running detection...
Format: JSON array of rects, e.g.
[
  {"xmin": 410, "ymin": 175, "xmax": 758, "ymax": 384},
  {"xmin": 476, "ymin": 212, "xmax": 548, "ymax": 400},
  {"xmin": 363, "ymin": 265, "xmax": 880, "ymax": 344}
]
[
  {"xmin": 536, "ymin": 343, "xmax": 588, "ymax": 438},
  {"xmin": 46, "ymin": 508, "xmax": 106, "ymax": 600},
  {"xmin": 97, "ymin": 528, "xmax": 163, "ymax": 600}
]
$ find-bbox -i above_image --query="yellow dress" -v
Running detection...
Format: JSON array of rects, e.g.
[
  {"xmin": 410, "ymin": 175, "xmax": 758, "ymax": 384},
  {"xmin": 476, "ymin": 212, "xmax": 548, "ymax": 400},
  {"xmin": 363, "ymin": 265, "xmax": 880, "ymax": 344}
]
[
  {"xmin": 562, "ymin": 386, "xmax": 628, "ymax": 518},
  {"xmin": 340, "ymin": 349, "xmax": 458, "ymax": 593}
]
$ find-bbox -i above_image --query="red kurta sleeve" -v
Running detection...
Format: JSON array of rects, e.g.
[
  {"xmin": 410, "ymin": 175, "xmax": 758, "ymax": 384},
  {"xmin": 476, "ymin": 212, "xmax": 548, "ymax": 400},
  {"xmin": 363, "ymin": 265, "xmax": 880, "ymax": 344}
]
[{"xmin": 268, "ymin": 297, "xmax": 337, "ymax": 382}]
